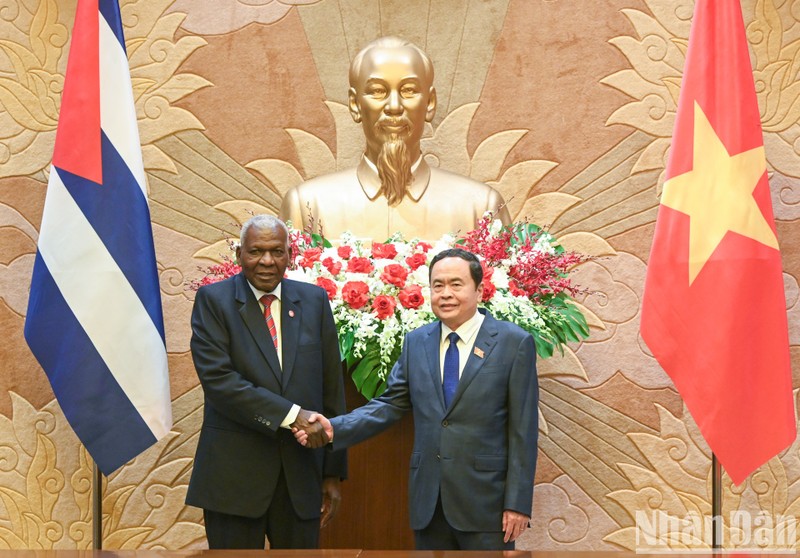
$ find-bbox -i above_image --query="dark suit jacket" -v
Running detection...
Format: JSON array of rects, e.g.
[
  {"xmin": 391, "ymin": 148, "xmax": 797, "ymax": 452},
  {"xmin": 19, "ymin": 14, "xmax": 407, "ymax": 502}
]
[
  {"xmin": 330, "ymin": 310, "xmax": 538, "ymax": 532},
  {"xmin": 186, "ymin": 273, "xmax": 347, "ymax": 519}
]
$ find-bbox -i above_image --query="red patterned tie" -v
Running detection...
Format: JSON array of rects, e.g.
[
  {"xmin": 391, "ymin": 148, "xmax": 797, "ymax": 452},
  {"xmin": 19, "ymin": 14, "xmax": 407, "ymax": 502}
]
[{"xmin": 260, "ymin": 294, "xmax": 278, "ymax": 349}]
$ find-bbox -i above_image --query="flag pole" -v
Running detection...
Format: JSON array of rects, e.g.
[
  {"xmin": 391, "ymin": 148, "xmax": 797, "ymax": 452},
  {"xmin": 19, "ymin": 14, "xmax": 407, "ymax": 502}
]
[
  {"xmin": 92, "ymin": 460, "xmax": 102, "ymax": 550},
  {"xmin": 711, "ymin": 453, "xmax": 722, "ymax": 549}
]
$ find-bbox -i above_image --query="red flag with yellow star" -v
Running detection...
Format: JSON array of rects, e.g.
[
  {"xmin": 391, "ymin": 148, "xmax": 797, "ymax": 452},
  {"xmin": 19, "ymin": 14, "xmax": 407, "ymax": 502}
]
[{"xmin": 641, "ymin": 0, "xmax": 795, "ymax": 485}]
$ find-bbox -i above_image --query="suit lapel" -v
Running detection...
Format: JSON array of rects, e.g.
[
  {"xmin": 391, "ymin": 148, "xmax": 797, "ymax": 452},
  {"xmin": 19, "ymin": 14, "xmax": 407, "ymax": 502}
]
[
  {"xmin": 446, "ymin": 312, "xmax": 499, "ymax": 413},
  {"xmin": 235, "ymin": 274, "xmax": 282, "ymax": 385},
  {"xmin": 422, "ymin": 323, "xmax": 446, "ymax": 411},
  {"xmin": 280, "ymin": 281, "xmax": 301, "ymax": 390}
]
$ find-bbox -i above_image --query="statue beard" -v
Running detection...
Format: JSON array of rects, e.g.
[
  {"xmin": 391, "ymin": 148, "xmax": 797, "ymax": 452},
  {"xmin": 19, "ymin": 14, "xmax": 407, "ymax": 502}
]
[{"xmin": 375, "ymin": 120, "xmax": 414, "ymax": 207}]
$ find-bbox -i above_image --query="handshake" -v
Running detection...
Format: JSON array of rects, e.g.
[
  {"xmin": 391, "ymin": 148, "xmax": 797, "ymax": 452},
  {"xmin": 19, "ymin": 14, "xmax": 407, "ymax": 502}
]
[{"xmin": 292, "ymin": 409, "xmax": 334, "ymax": 448}]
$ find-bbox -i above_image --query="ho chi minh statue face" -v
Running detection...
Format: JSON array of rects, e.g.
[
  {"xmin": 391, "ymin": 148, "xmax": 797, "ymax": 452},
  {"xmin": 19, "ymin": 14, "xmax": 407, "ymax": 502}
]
[{"xmin": 349, "ymin": 45, "xmax": 437, "ymax": 165}]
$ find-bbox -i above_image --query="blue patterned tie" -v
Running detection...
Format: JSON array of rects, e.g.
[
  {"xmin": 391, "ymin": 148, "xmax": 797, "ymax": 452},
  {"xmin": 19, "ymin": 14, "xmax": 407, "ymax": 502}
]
[{"xmin": 442, "ymin": 332, "xmax": 460, "ymax": 407}]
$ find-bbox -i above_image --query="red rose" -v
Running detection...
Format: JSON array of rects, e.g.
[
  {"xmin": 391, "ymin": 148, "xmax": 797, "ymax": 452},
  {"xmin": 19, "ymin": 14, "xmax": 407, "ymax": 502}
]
[
  {"xmin": 337, "ymin": 245, "xmax": 353, "ymax": 259},
  {"xmin": 380, "ymin": 263, "xmax": 409, "ymax": 288},
  {"xmin": 481, "ymin": 280, "xmax": 497, "ymax": 302},
  {"xmin": 341, "ymin": 281, "xmax": 370, "ymax": 309},
  {"xmin": 347, "ymin": 256, "xmax": 374, "ymax": 274},
  {"xmin": 398, "ymin": 284, "xmax": 424, "ymax": 309},
  {"xmin": 371, "ymin": 242, "xmax": 398, "ymax": 260},
  {"xmin": 405, "ymin": 252, "xmax": 427, "ymax": 271},
  {"xmin": 316, "ymin": 277, "xmax": 338, "ymax": 300},
  {"xmin": 322, "ymin": 257, "xmax": 342, "ymax": 276},
  {"xmin": 372, "ymin": 295, "xmax": 397, "ymax": 319},
  {"xmin": 415, "ymin": 241, "xmax": 433, "ymax": 253},
  {"xmin": 299, "ymin": 247, "xmax": 323, "ymax": 269}
]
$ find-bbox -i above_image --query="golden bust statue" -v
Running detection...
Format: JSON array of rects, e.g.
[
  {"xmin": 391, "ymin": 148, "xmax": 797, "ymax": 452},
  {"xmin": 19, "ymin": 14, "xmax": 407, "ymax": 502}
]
[{"xmin": 279, "ymin": 36, "xmax": 511, "ymax": 241}]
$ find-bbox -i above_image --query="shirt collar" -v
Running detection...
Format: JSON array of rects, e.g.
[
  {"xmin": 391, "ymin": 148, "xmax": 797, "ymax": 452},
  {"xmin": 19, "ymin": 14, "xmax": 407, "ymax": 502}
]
[
  {"xmin": 246, "ymin": 280, "xmax": 282, "ymax": 304},
  {"xmin": 440, "ymin": 310, "xmax": 484, "ymax": 346},
  {"xmin": 357, "ymin": 154, "xmax": 431, "ymax": 202}
]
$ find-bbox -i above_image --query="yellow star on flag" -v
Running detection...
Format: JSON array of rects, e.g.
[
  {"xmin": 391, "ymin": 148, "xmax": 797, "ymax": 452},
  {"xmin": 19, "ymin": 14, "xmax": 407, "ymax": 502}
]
[{"xmin": 661, "ymin": 101, "xmax": 778, "ymax": 284}]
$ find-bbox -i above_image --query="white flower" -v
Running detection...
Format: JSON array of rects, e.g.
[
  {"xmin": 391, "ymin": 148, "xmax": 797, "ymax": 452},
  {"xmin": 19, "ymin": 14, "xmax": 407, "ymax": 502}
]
[
  {"xmin": 285, "ymin": 268, "xmax": 310, "ymax": 282},
  {"xmin": 492, "ymin": 267, "xmax": 510, "ymax": 289},
  {"xmin": 490, "ymin": 218, "xmax": 504, "ymax": 235}
]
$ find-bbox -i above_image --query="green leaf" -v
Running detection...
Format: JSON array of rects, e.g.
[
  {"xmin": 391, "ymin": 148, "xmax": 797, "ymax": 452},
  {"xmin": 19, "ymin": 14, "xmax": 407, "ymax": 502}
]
[{"xmin": 350, "ymin": 351, "xmax": 382, "ymax": 399}]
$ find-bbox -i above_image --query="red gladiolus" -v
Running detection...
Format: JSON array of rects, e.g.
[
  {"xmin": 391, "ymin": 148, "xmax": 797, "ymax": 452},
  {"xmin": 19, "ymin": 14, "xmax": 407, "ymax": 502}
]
[
  {"xmin": 316, "ymin": 277, "xmax": 338, "ymax": 300},
  {"xmin": 372, "ymin": 295, "xmax": 397, "ymax": 319},
  {"xmin": 341, "ymin": 281, "xmax": 370, "ymax": 309},
  {"xmin": 481, "ymin": 280, "xmax": 496, "ymax": 302},
  {"xmin": 398, "ymin": 284, "xmax": 424, "ymax": 309},
  {"xmin": 415, "ymin": 241, "xmax": 433, "ymax": 253}
]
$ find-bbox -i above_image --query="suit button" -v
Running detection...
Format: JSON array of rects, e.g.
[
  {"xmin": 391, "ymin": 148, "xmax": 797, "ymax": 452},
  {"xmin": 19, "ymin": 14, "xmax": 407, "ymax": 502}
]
[
  {"xmin": 266, "ymin": 421, "xmax": 272, "ymax": 427},
  {"xmin": 442, "ymin": 420, "xmax": 449, "ymax": 427},
  {"xmin": 436, "ymin": 454, "xmax": 440, "ymax": 460}
]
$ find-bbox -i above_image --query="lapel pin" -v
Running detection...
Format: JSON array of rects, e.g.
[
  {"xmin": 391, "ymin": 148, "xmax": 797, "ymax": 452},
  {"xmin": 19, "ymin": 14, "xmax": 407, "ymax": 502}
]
[
  {"xmin": 473, "ymin": 347, "xmax": 484, "ymax": 359},
  {"xmin": 288, "ymin": 310, "xmax": 295, "ymax": 318}
]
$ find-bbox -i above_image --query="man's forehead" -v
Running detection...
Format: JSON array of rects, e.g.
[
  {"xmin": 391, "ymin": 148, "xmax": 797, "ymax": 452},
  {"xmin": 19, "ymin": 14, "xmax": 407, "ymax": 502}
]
[{"xmin": 358, "ymin": 46, "xmax": 429, "ymax": 82}]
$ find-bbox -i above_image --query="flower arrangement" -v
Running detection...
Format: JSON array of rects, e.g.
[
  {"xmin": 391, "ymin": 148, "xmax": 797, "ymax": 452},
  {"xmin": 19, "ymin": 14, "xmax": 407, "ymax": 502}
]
[{"xmin": 191, "ymin": 213, "xmax": 590, "ymax": 399}]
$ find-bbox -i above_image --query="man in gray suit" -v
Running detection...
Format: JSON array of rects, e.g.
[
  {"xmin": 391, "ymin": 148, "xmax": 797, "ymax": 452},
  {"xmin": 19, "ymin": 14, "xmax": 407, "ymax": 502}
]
[{"xmin": 295, "ymin": 248, "xmax": 538, "ymax": 550}]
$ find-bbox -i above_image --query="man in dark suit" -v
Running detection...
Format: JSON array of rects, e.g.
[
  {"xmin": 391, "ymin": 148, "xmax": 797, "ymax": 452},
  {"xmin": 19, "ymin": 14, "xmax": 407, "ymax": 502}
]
[
  {"xmin": 186, "ymin": 214, "xmax": 347, "ymax": 549},
  {"xmin": 295, "ymin": 248, "xmax": 538, "ymax": 550}
]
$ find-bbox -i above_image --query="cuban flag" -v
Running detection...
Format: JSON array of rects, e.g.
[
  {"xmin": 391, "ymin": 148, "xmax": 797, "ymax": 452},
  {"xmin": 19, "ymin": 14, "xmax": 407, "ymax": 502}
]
[{"xmin": 24, "ymin": 0, "xmax": 172, "ymax": 475}]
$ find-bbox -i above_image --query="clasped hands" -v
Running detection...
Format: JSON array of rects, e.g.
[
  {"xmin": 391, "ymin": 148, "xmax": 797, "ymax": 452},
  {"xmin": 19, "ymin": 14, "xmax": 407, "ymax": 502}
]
[{"xmin": 292, "ymin": 410, "xmax": 333, "ymax": 448}]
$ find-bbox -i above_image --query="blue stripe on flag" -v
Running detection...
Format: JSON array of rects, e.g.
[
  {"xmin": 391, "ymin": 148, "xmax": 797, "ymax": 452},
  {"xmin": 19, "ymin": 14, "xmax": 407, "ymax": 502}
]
[
  {"xmin": 99, "ymin": 0, "xmax": 125, "ymax": 51},
  {"xmin": 57, "ymin": 133, "xmax": 165, "ymax": 341},
  {"xmin": 24, "ymin": 252, "xmax": 158, "ymax": 474}
]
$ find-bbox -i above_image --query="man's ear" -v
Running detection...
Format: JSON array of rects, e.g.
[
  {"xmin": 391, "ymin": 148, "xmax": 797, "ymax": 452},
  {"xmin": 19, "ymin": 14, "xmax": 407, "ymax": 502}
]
[
  {"xmin": 348, "ymin": 87, "xmax": 361, "ymax": 123},
  {"xmin": 426, "ymin": 87, "xmax": 437, "ymax": 123}
]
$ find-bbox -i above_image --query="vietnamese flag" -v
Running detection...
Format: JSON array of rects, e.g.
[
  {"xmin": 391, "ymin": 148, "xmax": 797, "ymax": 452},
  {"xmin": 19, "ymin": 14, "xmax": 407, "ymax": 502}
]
[{"xmin": 640, "ymin": 0, "xmax": 795, "ymax": 485}]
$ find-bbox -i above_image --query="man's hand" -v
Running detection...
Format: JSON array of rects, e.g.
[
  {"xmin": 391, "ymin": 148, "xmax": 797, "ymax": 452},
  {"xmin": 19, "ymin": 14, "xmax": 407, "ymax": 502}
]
[
  {"xmin": 291, "ymin": 409, "xmax": 329, "ymax": 448},
  {"xmin": 502, "ymin": 510, "xmax": 530, "ymax": 543},
  {"xmin": 320, "ymin": 477, "xmax": 341, "ymax": 528},
  {"xmin": 293, "ymin": 413, "xmax": 333, "ymax": 448}
]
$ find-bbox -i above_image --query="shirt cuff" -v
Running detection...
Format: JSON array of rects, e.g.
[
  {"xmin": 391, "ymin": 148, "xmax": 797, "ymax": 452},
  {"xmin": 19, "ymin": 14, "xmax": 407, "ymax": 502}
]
[{"xmin": 281, "ymin": 404, "xmax": 300, "ymax": 429}]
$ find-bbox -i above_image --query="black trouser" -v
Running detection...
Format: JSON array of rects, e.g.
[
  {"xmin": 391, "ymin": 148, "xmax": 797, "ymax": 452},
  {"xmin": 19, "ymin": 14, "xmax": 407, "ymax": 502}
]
[{"xmin": 203, "ymin": 470, "xmax": 320, "ymax": 549}]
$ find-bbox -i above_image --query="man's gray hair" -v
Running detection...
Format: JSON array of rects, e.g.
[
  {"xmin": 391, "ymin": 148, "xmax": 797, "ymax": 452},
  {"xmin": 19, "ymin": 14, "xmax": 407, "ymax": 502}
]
[
  {"xmin": 240, "ymin": 214, "xmax": 288, "ymax": 246},
  {"xmin": 349, "ymin": 36, "xmax": 434, "ymax": 87}
]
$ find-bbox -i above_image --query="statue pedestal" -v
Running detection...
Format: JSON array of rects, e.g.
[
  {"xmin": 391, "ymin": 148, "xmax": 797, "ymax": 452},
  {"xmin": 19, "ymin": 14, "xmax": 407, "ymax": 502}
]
[{"xmin": 320, "ymin": 376, "xmax": 415, "ymax": 549}]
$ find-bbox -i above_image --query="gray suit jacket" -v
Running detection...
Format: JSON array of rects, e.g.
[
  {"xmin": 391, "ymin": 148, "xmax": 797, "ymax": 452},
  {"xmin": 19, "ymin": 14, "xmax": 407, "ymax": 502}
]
[
  {"xmin": 331, "ymin": 310, "xmax": 538, "ymax": 532},
  {"xmin": 186, "ymin": 274, "xmax": 347, "ymax": 519}
]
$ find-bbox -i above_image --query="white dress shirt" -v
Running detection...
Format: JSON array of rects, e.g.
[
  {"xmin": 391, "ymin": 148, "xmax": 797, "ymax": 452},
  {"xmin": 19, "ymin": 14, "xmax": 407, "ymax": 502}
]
[
  {"xmin": 246, "ymin": 281, "xmax": 299, "ymax": 428},
  {"xmin": 439, "ymin": 310, "xmax": 485, "ymax": 382}
]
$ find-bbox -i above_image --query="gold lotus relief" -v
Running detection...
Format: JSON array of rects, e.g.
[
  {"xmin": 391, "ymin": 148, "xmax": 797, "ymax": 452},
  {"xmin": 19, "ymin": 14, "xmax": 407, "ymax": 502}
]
[
  {"xmin": 0, "ymin": 389, "xmax": 204, "ymax": 549},
  {"xmin": 605, "ymin": 390, "xmax": 800, "ymax": 551},
  {"xmin": 601, "ymin": 0, "xmax": 800, "ymax": 189},
  {"xmin": 0, "ymin": 0, "xmax": 211, "ymax": 180}
]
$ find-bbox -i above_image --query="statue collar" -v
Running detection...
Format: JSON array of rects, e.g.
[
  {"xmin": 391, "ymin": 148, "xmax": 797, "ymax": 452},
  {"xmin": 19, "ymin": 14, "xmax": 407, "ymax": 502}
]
[{"xmin": 357, "ymin": 154, "xmax": 431, "ymax": 203}]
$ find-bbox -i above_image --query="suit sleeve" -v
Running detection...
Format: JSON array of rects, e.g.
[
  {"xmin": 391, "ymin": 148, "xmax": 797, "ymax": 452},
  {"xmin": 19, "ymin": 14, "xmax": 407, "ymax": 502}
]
[
  {"xmin": 190, "ymin": 286, "xmax": 294, "ymax": 433},
  {"xmin": 329, "ymin": 336, "xmax": 413, "ymax": 450},
  {"xmin": 504, "ymin": 332, "xmax": 539, "ymax": 515},
  {"xmin": 319, "ymin": 289, "xmax": 348, "ymax": 479}
]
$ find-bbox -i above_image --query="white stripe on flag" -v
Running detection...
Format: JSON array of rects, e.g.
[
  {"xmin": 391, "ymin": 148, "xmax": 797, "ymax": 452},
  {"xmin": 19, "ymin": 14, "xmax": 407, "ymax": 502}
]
[
  {"xmin": 38, "ymin": 168, "xmax": 171, "ymax": 439},
  {"xmin": 99, "ymin": 16, "xmax": 147, "ymax": 194}
]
